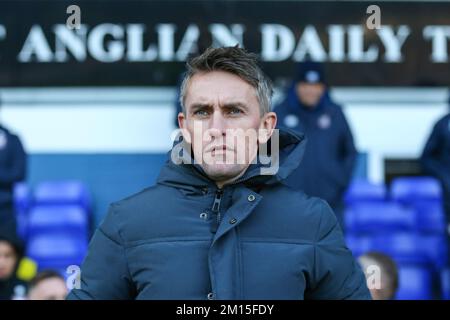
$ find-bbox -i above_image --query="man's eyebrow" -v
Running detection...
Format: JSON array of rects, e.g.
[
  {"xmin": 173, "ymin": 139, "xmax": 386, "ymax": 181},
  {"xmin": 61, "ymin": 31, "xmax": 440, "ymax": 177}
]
[
  {"xmin": 221, "ymin": 102, "xmax": 249, "ymax": 110},
  {"xmin": 189, "ymin": 103, "xmax": 213, "ymax": 112}
]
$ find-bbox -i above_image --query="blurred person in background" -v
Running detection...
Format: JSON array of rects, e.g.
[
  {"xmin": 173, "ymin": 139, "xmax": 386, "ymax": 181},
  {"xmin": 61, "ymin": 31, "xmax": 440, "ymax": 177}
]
[
  {"xmin": 0, "ymin": 95, "xmax": 27, "ymax": 236},
  {"xmin": 27, "ymin": 270, "xmax": 68, "ymax": 300},
  {"xmin": 421, "ymin": 93, "xmax": 450, "ymax": 239},
  {"xmin": 0, "ymin": 227, "xmax": 28, "ymax": 299},
  {"xmin": 358, "ymin": 251, "xmax": 399, "ymax": 300},
  {"xmin": 273, "ymin": 62, "xmax": 357, "ymax": 230}
]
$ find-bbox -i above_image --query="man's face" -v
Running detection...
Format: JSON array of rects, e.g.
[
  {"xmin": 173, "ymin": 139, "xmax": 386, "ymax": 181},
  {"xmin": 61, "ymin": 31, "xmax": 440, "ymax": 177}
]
[
  {"xmin": 0, "ymin": 241, "xmax": 18, "ymax": 280},
  {"xmin": 295, "ymin": 82, "xmax": 325, "ymax": 108},
  {"xmin": 28, "ymin": 277, "xmax": 68, "ymax": 300},
  {"xmin": 179, "ymin": 71, "xmax": 276, "ymax": 187}
]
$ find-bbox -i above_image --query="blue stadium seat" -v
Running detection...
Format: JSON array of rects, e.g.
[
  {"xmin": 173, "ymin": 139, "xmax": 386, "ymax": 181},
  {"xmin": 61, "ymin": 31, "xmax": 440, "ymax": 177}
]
[
  {"xmin": 347, "ymin": 232, "xmax": 447, "ymax": 270},
  {"xmin": 391, "ymin": 177, "xmax": 442, "ymax": 203},
  {"xmin": 13, "ymin": 183, "xmax": 31, "ymax": 211},
  {"xmin": 34, "ymin": 180, "xmax": 91, "ymax": 213},
  {"xmin": 442, "ymin": 268, "xmax": 450, "ymax": 300},
  {"xmin": 414, "ymin": 201, "xmax": 446, "ymax": 234},
  {"xmin": 395, "ymin": 265, "xmax": 433, "ymax": 300},
  {"xmin": 377, "ymin": 233, "xmax": 428, "ymax": 266},
  {"xmin": 345, "ymin": 234, "xmax": 376, "ymax": 257},
  {"xmin": 344, "ymin": 179, "xmax": 387, "ymax": 205},
  {"xmin": 391, "ymin": 177, "xmax": 446, "ymax": 235},
  {"xmin": 13, "ymin": 183, "xmax": 32, "ymax": 240},
  {"xmin": 419, "ymin": 235, "xmax": 448, "ymax": 270},
  {"xmin": 345, "ymin": 202, "xmax": 416, "ymax": 233},
  {"xmin": 27, "ymin": 205, "xmax": 89, "ymax": 239},
  {"xmin": 15, "ymin": 213, "xmax": 28, "ymax": 241},
  {"xmin": 26, "ymin": 233, "xmax": 87, "ymax": 271}
]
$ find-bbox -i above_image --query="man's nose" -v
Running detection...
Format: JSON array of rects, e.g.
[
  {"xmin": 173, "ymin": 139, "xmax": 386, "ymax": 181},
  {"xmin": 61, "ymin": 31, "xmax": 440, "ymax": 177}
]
[{"xmin": 208, "ymin": 110, "xmax": 226, "ymax": 138}]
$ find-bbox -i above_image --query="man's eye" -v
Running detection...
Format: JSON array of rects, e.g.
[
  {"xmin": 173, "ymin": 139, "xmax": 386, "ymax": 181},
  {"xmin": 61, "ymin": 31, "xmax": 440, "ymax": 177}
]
[
  {"xmin": 228, "ymin": 108, "xmax": 242, "ymax": 115},
  {"xmin": 194, "ymin": 110, "xmax": 209, "ymax": 116}
]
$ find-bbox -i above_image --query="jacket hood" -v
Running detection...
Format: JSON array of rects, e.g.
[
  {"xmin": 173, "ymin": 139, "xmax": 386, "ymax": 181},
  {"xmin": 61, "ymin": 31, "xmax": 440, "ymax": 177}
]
[
  {"xmin": 157, "ymin": 127, "xmax": 306, "ymax": 192},
  {"xmin": 0, "ymin": 125, "xmax": 10, "ymax": 134}
]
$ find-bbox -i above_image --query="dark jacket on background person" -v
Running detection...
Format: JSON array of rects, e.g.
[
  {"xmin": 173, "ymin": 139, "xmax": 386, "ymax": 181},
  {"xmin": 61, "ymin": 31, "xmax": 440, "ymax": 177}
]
[
  {"xmin": 0, "ymin": 125, "xmax": 26, "ymax": 233},
  {"xmin": 67, "ymin": 128, "xmax": 370, "ymax": 300},
  {"xmin": 0, "ymin": 272, "xmax": 27, "ymax": 300},
  {"xmin": 273, "ymin": 86, "xmax": 357, "ymax": 212},
  {"xmin": 421, "ymin": 113, "xmax": 450, "ymax": 223}
]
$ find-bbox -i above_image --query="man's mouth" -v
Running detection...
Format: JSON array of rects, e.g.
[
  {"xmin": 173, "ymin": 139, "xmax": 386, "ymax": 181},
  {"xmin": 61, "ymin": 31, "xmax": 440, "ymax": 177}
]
[
  {"xmin": 209, "ymin": 145, "xmax": 232, "ymax": 156},
  {"xmin": 212, "ymin": 146, "xmax": 226, "ymax": 155}
]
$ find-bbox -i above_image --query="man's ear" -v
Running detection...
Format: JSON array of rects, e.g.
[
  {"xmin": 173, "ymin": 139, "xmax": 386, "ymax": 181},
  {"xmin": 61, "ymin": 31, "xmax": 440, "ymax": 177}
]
[
  {"xmin": 178, "ymin": 112, "xmax": 192, "ymax": 144},
  {"xmin": 258, "ymin": 111, "xmax": 277, "ymax": 144}
]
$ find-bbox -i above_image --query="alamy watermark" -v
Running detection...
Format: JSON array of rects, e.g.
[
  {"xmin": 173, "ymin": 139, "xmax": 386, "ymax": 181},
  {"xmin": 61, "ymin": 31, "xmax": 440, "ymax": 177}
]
[
  {"xmin": 366, "ymin": 5, "xmax": 381, "ymax": 30},
  {"xmin": 66, "ymin": 5, "xmax": 81, "ymax": 30},
  {"xmin": 365, "ymin": 264, "xmax": 382, "ymax": 290},
  {"xmin": 66, "ymin": 265, "xmax": 81, "ymax": 290}
]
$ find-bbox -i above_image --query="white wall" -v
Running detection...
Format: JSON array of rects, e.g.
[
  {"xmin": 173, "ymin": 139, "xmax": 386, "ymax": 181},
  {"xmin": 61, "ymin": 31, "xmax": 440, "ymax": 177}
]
[
  {"xmin": 1, "ymin": 88, "xmax": 177, "ymax": 153},
  {"xmin": 332, "ymin": 88, "xmax": 449, "ymax": 182}
]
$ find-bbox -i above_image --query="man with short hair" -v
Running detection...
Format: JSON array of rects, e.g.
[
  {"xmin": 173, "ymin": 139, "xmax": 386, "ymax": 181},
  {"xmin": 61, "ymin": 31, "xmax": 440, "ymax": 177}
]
[
  {"xmin": 358, "ymin": 252, "xmax": 399, "ymax": 300},
  {"xmin": 27, "ymin": 270, "xmax": 68, "ymax": 300},
  {"xmin": 67, "ymin": 47, "xmax": 370, "ymax": 300}
]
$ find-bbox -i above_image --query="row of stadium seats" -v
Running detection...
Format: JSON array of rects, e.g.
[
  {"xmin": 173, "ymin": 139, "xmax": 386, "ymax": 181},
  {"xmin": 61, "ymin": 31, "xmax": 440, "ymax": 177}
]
[
  {"xmin": 345, "ymin": 177, "xmax": 446, "ymax": 234},
  {"xmin": 344, "ymin": 177, "xmax": 449, "ymax": 300},
  {"xmin": 13, "ymin": 177, "xmax": 450, "ymax": 299},
  {"xmin": 13, "ymin": 181, "xmax": 91, "ymax": 273}
]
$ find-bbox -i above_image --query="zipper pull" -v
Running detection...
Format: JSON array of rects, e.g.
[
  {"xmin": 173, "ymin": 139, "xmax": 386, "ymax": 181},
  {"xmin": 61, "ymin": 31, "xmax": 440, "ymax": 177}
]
[
  {"xmin": 212, "ymin": 189, "xmax": 223, "ymax": 213},
  {"xmin": 210, "ymin": 189, "xmax": 223, "ymax": 234}
]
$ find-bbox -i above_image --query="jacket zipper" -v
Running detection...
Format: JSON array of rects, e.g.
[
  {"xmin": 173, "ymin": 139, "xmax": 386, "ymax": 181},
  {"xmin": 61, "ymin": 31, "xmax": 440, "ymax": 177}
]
[
  {"xmin": 210, "ymin": 189, "xmax": 223, "ymax": 233},
  {"xmin": 212, "ymin": 189, "xmax": 223, "ymax": 223}
]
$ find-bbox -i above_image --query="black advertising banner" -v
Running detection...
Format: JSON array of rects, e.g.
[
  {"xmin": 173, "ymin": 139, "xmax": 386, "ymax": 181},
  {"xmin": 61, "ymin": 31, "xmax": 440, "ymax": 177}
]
[{"xmin": 0, "ymin": 0, "xmax": 449, "ymax": 87}]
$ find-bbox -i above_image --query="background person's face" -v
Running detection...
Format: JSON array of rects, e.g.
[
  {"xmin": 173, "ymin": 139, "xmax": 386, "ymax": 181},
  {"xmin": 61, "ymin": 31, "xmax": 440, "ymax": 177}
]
[
  {"xmin": 179, "ymin": 71, "xmax": 275, "ymax": 187},
  {"xmin": 0, "ymin": 241, "xmax": 18, "ymax": 280},
  {"xmin": 296, "ymin": 82, "xmax": 325, "ymax": 108},
  {"xmin": 28, "ymin": 277, "xmax": 68, "ymax": 300}
]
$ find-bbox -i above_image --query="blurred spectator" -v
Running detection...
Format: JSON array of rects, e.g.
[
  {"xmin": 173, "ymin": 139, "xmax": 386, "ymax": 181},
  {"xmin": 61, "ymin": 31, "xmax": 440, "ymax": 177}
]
[
  {"xmin": 421, "ymin": 95, "xmax": 450, "ymax": 238},
  {"xmin": 358, "ymin": 251, "xmax": 399, "ymax": 300},
  {"xmin": 0, "ymin": 227, "xmax": 28, "ymax": 299},
  {"xmin": 27, "ymin": 270, "xmax": 68, "ymax": 300},
  {"xmin": 0, "ymin": 95, "xmax": 27, "ymax": 236},
  {"xmin": 273, "ymin": 61, "xmax": 357, "ymax": 229}
]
